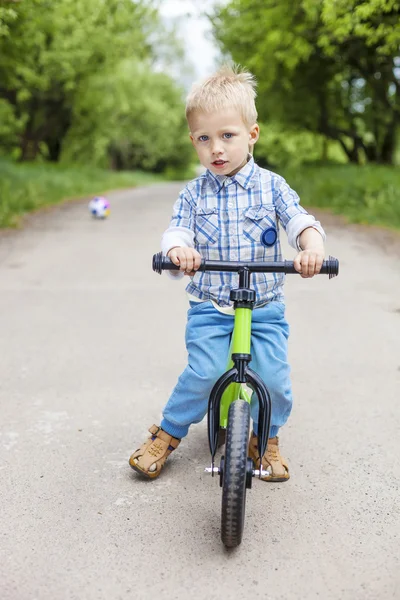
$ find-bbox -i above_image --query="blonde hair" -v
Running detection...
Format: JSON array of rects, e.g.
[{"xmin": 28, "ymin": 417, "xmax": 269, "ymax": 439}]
[{"xmin": 185, "ymin": 64, "xmax": 258, "ymax": 127}]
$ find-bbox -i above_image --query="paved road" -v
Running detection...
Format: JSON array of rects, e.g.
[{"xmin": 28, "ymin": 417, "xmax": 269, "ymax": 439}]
[{"xmin": 0, "ymin": 184, "xmax": 399, "ymax": 600}]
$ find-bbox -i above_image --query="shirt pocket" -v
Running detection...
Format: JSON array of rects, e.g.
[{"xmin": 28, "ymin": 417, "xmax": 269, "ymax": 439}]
[
  {"xmin": 194, "ymin": 207, "xmax": 219, "ymax": 245},
  {"xmin": 242, "ymin": 204, "xmax": 276, "ymax": 243}
]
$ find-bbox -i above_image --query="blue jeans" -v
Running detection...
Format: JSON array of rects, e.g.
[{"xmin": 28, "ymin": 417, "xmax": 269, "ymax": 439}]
[{"xmin": 161, "ymin": 300, "xmax": 292, "ymax": 439}]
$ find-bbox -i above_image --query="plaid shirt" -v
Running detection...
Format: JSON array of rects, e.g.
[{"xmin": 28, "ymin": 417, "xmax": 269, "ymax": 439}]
[{"xmin": 161, "ymin": 156, "xmax": 325, "ymax": 307}]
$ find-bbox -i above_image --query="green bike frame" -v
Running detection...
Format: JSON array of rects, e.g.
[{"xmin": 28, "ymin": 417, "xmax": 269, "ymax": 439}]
[{"xmin": 219, "ymin": 307, "xmax": 253, "ymax": 428}]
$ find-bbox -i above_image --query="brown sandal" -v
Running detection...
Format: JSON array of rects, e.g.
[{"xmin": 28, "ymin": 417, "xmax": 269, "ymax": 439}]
[
  {"xmin": 129, "ymin": 425, "xmax": 181, "ymax": 479},
  {"xmin": 248, "ymin": 433, "xmax": 290, "ymax": 482}
]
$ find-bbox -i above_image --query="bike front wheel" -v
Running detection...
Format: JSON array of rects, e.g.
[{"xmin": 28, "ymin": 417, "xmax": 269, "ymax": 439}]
[{"xmin": 221, "ymin": 399, "xmax": 250, "ymax": 548}]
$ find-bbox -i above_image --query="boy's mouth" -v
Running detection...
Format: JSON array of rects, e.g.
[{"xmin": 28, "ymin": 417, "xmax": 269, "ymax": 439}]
[{"xmin": 212, "ymin": 160, "xmax": 227, "ymax": 169}]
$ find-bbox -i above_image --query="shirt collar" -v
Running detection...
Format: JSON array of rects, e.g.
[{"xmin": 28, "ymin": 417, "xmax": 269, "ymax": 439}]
[{"xmin": 205, "ymin": 155, "xmax": 258, "ymax": 194}]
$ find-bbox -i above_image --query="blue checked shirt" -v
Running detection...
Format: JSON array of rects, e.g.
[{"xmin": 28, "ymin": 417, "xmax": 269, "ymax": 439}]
[{"xmin": 161, "ymin": 156, "xmax": 325, "ymax": 307}]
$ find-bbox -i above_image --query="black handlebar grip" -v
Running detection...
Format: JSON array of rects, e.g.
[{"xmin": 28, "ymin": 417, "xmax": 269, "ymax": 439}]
[
  {"xmin": 321, "ymin": 256, "xmax": 339, "ymax": 278},
  {"xmin": 152, "ymin": 252, "xmax": 180, "ymax": 274},
  {"xmin": 283, "ymin": 256, "xmax": 339, "ymax": 278},
  {"xmin": 152, "ymin": 252, "xmax": 339, "ymax": 278}
]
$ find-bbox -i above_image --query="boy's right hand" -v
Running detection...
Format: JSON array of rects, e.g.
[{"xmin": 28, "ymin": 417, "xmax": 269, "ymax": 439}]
[{"xmin": 167, "ymin": 246, "xmax": 202, "ymax": 276}]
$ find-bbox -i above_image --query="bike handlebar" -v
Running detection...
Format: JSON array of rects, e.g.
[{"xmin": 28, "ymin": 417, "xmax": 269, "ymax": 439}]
[{"xmin": 152, "ymin": 252, "xmax": 339, "ymax": 279}]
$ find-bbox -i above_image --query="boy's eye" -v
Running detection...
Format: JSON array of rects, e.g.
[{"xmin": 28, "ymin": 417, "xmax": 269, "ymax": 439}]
[
  {"xmin": 198, "ymin": 135, "xmax": 209, "ymax": 142},
  {"xmin": 223, "ymin": 133, "xmax": 233, "ymax": 139}
]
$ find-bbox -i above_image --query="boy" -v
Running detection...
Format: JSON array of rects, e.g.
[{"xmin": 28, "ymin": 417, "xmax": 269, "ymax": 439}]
[{"xmin": 129, "ymin": 65, "xmax": 325, "ymax": 481}]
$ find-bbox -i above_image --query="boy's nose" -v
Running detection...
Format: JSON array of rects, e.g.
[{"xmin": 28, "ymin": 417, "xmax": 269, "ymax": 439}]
[{"xmin": 211, "ymin": 143, "xmax": 223, "ymax": 155}]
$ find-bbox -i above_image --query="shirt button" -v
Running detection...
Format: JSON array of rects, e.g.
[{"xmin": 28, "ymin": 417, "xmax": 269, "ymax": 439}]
[
  {"xmin": 225, "ymin": 178, "xmax": 232, "ymax": 185},
  {"xmin": 227, "ymin": 202, "xmax": 233, "ymax": 208}
]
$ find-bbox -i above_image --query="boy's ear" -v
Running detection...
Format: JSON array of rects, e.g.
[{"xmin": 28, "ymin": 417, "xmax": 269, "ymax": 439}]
[
  {"xmin": 189, "ymin": 133, "xmax": 195, "ymax": 147},
  {"xmin": 249, "ymin": 123, "xmax": 260, "ymax": 146}
]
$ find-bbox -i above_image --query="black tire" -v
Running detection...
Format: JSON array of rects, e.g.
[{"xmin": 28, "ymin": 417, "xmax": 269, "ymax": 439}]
[{"xmin": 221, "ymin": 400, "xmax": 250, "ymax": 548}]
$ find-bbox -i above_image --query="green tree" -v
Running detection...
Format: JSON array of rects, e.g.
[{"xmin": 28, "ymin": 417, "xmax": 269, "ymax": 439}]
[
  {"xmin": 211, "ymin": 0, "xmax": 400, "ymax": 164},
  {"xmin": 0, "ymin": 1, "xmax": 17, "ymax": 38},
  {"xmin": 61, "ymin": 60, "xmax": 192, "ymax": 172},
  {"xmin": 0, "ymin": 0, "xmax": 154, "ymax": 161}
]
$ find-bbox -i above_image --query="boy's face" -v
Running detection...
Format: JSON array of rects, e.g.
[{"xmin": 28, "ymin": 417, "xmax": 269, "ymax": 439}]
[{"xmin": 188, "ymin": 108, "xmax": 259, "ymax": 177}]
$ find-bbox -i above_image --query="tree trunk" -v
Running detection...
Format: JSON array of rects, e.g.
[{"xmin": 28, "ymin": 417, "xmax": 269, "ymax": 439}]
[
  {"xmin": 364, "ymin": 143, "xmax": 378, "ymax": 163},
  {"xmin": 46, "ymin": 138, "xmax": 62, "ymax": 162},
  {"xmin": 337, "ymin": 136, "xmax": 360, "ymax": 164},
  {"xmin": 42, "ymin": 101, "xmax": 72, "ymax": 162},
  {"xmin": 19, "ymin": 99, "xmax": 39, "ymax": 161},
  {"xmin": 19, "ymin": 136, "xmax": 40, "ymax": 161},
  {"xmin": 321, "ymin": 137, "xmax": 328, "ymax": 162},
  {"xmin": 379, "ymin": 123, "xmax": 397, "ymax": 164}
]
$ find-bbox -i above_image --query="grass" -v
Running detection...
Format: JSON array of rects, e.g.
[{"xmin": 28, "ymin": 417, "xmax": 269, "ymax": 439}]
[
  {"xmin": 0, "ymin": 159, "xmax": 164, "ymax": 227},
  {"xmin": 283, "ymin": 163, "xmax": 400, "ymax": 231},
  {"xmin": 1, "ymin": 159, "xmax": 399, "ymax": 232}
]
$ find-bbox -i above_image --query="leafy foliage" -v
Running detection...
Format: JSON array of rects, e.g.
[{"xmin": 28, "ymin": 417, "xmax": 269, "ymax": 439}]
[
  {"xmin": 254, "ymin": 122, "xmax": 346, "ymax": 168},
  {"xmin": 211, "ymin": 0, "xmax": 400, "ymax": 164},
  {"xmin": 0, "ymin": 3, "xmax": 17, "ymax": 38},
  {"xmin": 61, "ymin": 61, "xmax": 192, "ymax": 172},
  {"xmin": 0, "ymin": 0, "xmax": 191, "ymax": 172}
]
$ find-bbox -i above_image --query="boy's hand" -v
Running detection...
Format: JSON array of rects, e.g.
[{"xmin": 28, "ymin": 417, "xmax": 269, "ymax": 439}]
[
  {"xmin": 294, "ymin": 248, "xmax": 325, "ymax": 278},
  {"xmin": 167, "ymin": 246, "xmax": 202, "ymax": 276},
  {"xmin": 294, "ymin": 227, "xmax": 325, "ymax": 278}
]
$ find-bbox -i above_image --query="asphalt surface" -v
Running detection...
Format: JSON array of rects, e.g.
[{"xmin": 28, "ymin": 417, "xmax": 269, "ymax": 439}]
[{"xmin": 0, "ymin": 183, "xmax": 399, "ymax": 600}]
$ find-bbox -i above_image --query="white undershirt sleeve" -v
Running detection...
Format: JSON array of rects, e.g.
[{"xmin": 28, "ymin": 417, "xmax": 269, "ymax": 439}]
[
  {"xmin": 285, "ymin": 214, "xmax": 326, "ymax": 250},
  {"xmin": 161, "ymin": 226, "xmax": 195, "ymax": 255}
]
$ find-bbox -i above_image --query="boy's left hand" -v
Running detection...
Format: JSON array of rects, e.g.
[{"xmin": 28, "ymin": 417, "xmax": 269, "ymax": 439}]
[
  {"xmin": 294, "ymin": 248, "xmax": 325, "ymax": 278},
  {"xmin": 294, "ymin": 226, "xmax": 325, "ymax": 278}
]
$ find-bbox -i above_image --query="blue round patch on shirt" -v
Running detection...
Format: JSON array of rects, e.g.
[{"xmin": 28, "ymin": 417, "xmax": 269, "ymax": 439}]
[{"xmin": 261, "ymin": 227, "xmax": 277, "ymax": 247}]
